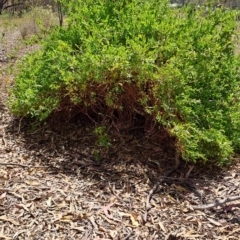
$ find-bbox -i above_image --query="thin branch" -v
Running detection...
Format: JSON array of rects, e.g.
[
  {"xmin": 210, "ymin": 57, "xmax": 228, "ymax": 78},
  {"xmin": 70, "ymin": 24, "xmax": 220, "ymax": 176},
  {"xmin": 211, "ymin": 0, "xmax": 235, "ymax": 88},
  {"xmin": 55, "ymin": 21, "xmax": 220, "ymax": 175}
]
[
  {"xmin": 0, "ymin": 162, "xmax": 29, "ymax": 168},
  {"xmin": 3, "ymin": 2, "xmax": 23, "ymax": 10},
  {"xmin": 143, "ymin": 151, "xmax": 180, "ymax": 222},
  {"xmin": 0, "ymin": 188, "xmax": 11, "ymax": 192},
  {"xmin": 192, "ymin": 196, "xmax": 240, "ymax": 210},
  {"xmin": 57, "ymin": 0, "xmax": 63, "ymax": 27},
  {"xmin": 185, "ymin": 165, "xmax": 194, "ymax": 179}
]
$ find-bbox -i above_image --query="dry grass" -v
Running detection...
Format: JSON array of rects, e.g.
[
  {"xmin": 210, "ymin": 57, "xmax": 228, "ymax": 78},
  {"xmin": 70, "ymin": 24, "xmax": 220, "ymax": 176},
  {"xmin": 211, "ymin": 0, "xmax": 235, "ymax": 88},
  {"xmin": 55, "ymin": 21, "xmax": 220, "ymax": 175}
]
[
  {"xmin": 18, "ymin": 7, "xmax": 59, "ymax": 39},
  {"xmin": 235, "ymin": 21, "xmax": 240, "ymax": 55},
  {"xmin": 0, "ymin": 7, "xmax": 58, "ymax": 101},
  {"xmin": 0, "ymin": 6, "xmax": 59, "ymax": 43}
]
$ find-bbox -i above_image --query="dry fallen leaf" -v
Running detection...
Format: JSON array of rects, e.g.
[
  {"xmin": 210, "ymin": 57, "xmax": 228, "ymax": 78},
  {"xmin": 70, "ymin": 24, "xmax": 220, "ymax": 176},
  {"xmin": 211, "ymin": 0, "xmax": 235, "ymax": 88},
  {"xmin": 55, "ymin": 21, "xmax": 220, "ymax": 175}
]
[
  {"xmin": 9, "ymin": 191, "xmax": 24, "ymax": 202},
  {"xmin": 56, "ymin": 189, "xmax": 67, "ymax": 197},
  {"xmin": 172, "ymin": 184, "xmax": 187, "ymax": 193},
  {"xmin": 89, "ymin": 215, "xmax": 98, "ymax": 229},
  {"xmin": 12, "ymin": 230, "xmax": 27, "ymax": 239},
  {"xmin": 227, "ymin": 227, "xmax": 240, "ymax": 236},
  {"xmin": 180, "ymin": 230, "xmax": 202, "ymax": 238},
  {"xmin": 130, "ymin": 213, "xmax": 139, "ymax": 227},
  {"xmin": 25, "ymin": 180, "xmax": 41, "ymax": 186},
  {"xmin": 46, "ymin": 196, "xmax": 52, "ymax": 207},
  {"xmin": 70, "ymin": 201, "xmax": 75, "ymax": 212},
  {"xmin": 15, "ymin": 203, "xmax": 30, "ymax": 212},
  {"xmin": 101, "ymin": 203, "xmax": 114, "ymax": 219},
  {"xmin": 109, "ymin": 230, "xmax": 118, "ymax": 239},
  {"xmin": 197, "ymin": 220, "xmax": 202, "ymax": 232},
  {"xmin": 207, "ymin": 218, "xmax": 222, "ymax": 226},
  {"xmin": 60, "ymin": 214, "xmax": 73, "ymax": 222},
  {"xmin": 0, "ymin": 215, "xmax": 20, "ymax": 225},
  {"xmin": 0, "ymin": 169, "xmax": 8, "ymax": 180},
  {"xmin": 0, "ymin": 232, "xmax": 11, "ymax": 240},
  {"xmin": 57, "ymin": 201, "xmax": 66, "ymax": 208},
  {"xmin": 100, "ymin": 214, "xmax": 117, "ymax": 225},
  {"xmin": 0, "ymin": 192, "xmax": 7, "ymax": 199},
  {"xmin": 70, "ymin": 226, "xmax": 86, "ymax": 232},
  {"xmin": 158, "ymin": 221, "xmax": 166, "ymax": 232}
]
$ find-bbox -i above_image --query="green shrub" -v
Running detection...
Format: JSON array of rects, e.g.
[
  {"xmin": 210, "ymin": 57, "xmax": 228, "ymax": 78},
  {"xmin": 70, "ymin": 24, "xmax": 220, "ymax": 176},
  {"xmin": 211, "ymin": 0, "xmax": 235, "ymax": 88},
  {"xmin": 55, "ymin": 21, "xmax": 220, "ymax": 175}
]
[{"xmin": 8, "ymin": 0, "xmax": 240, "ymax": 165}]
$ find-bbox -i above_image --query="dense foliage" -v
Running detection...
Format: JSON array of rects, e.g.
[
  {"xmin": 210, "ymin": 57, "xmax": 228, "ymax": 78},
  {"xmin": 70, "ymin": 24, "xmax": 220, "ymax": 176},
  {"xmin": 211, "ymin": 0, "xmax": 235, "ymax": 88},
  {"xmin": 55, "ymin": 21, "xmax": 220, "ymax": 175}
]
[{"xmin": 8, "ymin": 0, "xmax": 240, "ymax": 165}]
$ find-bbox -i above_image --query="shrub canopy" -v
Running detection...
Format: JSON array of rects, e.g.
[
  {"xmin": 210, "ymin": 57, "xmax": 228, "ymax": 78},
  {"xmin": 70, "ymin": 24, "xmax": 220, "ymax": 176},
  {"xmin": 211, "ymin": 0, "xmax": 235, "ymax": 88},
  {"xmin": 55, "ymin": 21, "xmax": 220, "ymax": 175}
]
[{"xmin": 9, "ymin": 0, "xmax": 240, "ymax": 165}]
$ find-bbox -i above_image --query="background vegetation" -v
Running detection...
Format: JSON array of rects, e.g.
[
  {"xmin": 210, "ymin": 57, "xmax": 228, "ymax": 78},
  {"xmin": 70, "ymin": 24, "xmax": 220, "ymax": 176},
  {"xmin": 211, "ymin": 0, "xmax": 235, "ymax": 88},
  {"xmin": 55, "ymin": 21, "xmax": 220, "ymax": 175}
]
[
  {"xmin": 7, "ymin": 0, "xmax": 240, "ymax": 166},
  {"xmin": 0, "ymin": 0, "xmax": 56, "ymax": 14}
]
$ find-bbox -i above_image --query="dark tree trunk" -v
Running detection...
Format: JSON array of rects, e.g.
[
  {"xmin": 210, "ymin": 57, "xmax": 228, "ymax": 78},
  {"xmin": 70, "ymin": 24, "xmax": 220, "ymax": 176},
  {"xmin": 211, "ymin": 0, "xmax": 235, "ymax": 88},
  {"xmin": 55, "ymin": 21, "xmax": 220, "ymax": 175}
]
[
  {"xmin": 57, "ymin": 0, "xmax": 63, "ymax": 27},
  {"xmin": 0, "ymin": 0, "xmax": 8, "ymax": 14}
]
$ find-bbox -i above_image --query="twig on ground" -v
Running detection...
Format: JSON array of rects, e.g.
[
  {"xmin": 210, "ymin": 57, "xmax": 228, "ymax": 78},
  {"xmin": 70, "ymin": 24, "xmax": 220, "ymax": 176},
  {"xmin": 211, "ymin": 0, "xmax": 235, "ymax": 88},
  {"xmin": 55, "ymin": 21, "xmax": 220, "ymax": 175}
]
[
  {"xmin": 0, "ymin": 188, "xmax": 11, "ymax": 192},
  {"xmin": 191, "ymin": 195, "xmax": 240, "ymax": 210},
  {"xmin": 17, "ymin": 116, "xmax": 24, "ymax": 134},
  {"xmin": 0, "ymin": 162, "xmax": 29, "ymax": 168},
  {"xmin": 185, "ymin": 165, "xmax": 194, "ymax": 179},
  {"xmin": 143, "ymin": 152, "xmax": 180, "ymax": 222},
  {"xmin": 1, "ymin": 127, "xmax": 7, "ymax": 147},
  {"xmin": 1, "ymin": 134, "xmax": 7, "ymax": 148}
]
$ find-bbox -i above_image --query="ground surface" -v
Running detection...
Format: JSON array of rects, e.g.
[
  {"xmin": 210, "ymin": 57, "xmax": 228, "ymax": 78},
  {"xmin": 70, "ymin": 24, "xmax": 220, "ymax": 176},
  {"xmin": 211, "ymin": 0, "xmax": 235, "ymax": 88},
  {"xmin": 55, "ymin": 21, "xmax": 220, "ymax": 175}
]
[{"xmin": 1, "ymin": 20, "xmax": 240, "ymax": 240}]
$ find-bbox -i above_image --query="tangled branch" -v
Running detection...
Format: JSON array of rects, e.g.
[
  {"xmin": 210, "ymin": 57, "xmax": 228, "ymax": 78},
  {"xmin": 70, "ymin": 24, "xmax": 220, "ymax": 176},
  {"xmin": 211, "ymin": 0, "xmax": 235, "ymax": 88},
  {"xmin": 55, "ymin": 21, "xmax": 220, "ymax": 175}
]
[{"xmin": 192, "ymin": 195, "xmax": 240, "ymax": 210}]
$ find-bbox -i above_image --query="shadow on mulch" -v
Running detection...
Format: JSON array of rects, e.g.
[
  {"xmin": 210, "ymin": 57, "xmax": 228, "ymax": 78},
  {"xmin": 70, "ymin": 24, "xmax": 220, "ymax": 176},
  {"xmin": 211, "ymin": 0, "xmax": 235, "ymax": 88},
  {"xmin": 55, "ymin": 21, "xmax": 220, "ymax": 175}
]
[{"xmin": 5, "ymin": 113, "xmax": 226, "ymax": 196}]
